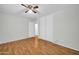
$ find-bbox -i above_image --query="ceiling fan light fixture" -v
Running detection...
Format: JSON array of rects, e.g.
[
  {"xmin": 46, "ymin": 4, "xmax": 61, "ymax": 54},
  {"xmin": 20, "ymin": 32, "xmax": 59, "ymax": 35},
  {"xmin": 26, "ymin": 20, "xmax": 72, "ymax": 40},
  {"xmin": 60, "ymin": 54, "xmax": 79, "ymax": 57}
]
[
  {"xmin": 28, "ymin": 10, "xmax": 32, "ymax": 13},
  {"xmin": 21, "ymin": 4, "xmax": 39, "ymax": 14}
]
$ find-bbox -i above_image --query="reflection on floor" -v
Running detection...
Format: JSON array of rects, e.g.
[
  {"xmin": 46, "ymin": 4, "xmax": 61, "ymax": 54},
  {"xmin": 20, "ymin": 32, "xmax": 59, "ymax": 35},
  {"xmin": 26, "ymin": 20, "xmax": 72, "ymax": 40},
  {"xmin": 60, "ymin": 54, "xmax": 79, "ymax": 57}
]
[{"xmin": 0, "ymin": 37, "xmax": 79, "ymax": 55}]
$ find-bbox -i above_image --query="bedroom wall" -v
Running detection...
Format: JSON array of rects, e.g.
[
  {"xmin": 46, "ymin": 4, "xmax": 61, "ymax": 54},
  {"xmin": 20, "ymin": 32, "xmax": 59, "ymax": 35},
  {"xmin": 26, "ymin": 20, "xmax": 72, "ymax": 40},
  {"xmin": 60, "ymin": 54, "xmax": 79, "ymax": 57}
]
[
  {"xmin": 53, "ymin": 6, "xmax": 79, "ymax": 51},
  {"xmin": 39, "ymin": 6, "xmax": 79, "ymax": 51},
  {"xmin": 0, "ymin": 13, "xmax": 29, "ymax": 43}
]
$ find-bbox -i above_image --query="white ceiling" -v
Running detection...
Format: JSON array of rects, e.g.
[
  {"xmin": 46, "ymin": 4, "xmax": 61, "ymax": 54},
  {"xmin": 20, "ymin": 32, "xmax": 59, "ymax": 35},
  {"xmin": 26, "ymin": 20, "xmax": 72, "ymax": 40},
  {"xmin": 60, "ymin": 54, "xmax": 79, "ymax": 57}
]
[{"xmin": 0, "ymin": 4, "xmax": 78, "ymax": 19}]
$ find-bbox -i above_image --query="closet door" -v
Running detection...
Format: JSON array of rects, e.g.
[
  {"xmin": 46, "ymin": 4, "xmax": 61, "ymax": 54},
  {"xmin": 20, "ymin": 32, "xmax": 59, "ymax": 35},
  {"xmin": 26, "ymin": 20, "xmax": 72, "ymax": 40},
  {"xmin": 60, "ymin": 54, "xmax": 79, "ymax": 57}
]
[
  {"xmin": 28, "ymin": 21, "xmax": 35, "ymax": 37},
  {"xmin": 39, "ymin": 15, "xmax": 53, "ymax": 42}
]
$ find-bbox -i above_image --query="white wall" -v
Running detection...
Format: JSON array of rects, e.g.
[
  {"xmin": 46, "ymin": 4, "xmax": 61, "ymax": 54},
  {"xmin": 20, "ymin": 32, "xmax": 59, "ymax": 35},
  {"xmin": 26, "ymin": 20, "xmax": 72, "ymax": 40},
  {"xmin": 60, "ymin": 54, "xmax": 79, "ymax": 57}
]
[
  {"xmin": 39, "ymin": 6, "xmax": 79, "ymax": 51},
  {"xmin": 53, "ymin": 6, "xmax": 79, "ymax": 51},
  {"xmin": 0, "ymin": 13, "xmax": 29, "ymax": 43}
]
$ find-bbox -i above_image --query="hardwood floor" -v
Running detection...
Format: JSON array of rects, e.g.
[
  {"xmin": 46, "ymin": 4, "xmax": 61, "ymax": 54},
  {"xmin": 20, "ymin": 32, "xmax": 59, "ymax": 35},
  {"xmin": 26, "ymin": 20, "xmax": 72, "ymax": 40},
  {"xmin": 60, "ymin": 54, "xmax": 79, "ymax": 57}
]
[{"xmin": 0, "ymin": 37, "xmax": 79, "ymax": 55}]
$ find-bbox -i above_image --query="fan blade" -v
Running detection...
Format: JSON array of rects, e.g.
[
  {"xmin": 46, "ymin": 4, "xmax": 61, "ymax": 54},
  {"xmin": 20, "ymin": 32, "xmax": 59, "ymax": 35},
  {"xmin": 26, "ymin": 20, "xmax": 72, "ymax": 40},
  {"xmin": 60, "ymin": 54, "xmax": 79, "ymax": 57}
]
[
  {"xmin": 33, "ymin": 6, "xmax": 38, "ymax": 9},
  {"xmin": 32, "ymin": 10, "xmax": 37, "ymax": 13},
  {"xmin": 21, "ymin": 4, "xmax": 27, "ymax": 8},
  {"xmin": 25, "ymin": 10, "xmax": 29, "ymax": 13}
]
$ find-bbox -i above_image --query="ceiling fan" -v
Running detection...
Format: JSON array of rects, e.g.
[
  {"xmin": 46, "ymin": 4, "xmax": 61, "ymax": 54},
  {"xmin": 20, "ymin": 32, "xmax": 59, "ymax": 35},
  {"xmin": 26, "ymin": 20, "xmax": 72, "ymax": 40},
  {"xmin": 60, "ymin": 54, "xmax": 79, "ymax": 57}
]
[{"xmin": 21, "ymin": 4, "xmax": 39, "ymax": 13}]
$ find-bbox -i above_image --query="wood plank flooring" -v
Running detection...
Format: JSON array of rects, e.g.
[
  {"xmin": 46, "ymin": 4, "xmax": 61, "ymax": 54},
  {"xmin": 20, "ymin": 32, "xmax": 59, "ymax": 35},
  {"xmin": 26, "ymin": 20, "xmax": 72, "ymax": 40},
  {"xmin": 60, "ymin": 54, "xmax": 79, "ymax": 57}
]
[{"xmin": 0, "ymin": 37, "xmax": 79, "ymax": 55}]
